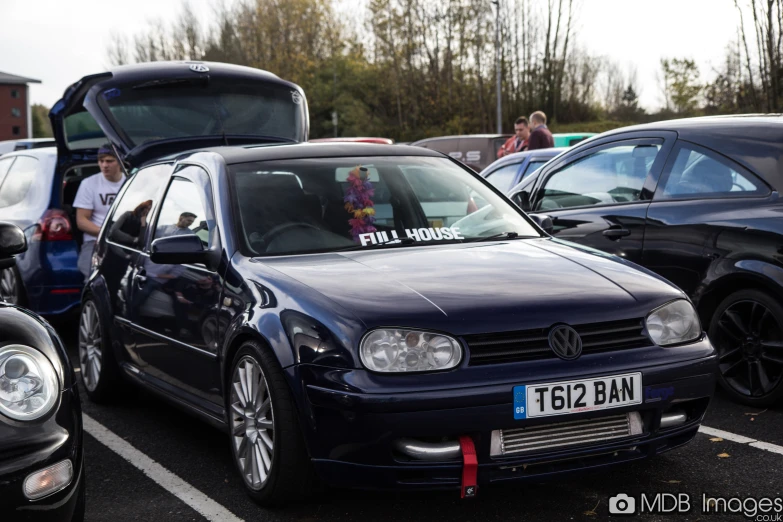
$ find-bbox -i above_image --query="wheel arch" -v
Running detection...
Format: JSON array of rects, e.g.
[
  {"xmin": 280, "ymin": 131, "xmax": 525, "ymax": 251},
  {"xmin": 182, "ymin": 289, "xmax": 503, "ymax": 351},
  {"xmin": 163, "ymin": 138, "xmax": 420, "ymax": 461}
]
[
  {"xmin": 221, "ymin": 326, "xmax": 294, "ymax": 399},
  {"xmin": 696, "ymin": 263, "xmax": 783, "ymax": 328}
]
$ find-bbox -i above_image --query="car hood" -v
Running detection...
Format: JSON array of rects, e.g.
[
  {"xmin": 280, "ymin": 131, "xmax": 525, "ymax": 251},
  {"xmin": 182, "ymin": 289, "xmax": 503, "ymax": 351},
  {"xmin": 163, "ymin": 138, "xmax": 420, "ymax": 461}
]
[{"xmin": 258, "ymin": 238, "xmax": 684, "ymax": 335}]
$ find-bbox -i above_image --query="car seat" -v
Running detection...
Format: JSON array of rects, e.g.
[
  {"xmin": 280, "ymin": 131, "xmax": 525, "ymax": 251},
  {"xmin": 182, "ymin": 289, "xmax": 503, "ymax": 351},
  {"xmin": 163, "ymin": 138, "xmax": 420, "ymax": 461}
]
[
  {"xmin": 236, "ymin": 174, "xmax": 325, "ymax": 250},
  {"xmin": 678, "ymin": 161, "xmax": 733, "ymax": 194}
]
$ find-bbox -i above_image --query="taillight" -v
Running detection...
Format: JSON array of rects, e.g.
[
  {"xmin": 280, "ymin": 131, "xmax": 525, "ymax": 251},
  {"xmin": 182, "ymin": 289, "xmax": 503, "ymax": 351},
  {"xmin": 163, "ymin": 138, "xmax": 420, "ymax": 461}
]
[{"xmin": 32, "ymin": 209, "xmax": 73, "ymax": 241}]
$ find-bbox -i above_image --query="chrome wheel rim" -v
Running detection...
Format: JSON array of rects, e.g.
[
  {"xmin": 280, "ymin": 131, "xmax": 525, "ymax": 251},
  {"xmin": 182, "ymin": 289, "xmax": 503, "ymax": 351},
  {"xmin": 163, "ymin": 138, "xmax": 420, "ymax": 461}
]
[
  {"xmin": 716, "ymin": 299, "xmax": 783, "ymax": 398},
  {"xmin": 78, "ymin": 301, "xmax": 102, "ymax": 392},
  {"xmin": 0, "ymin": 268, "xmax": 18, "ymax": 304},
  {"xmin": 231, "ymin": 356, "xmax": 274, "ymax": 490}
]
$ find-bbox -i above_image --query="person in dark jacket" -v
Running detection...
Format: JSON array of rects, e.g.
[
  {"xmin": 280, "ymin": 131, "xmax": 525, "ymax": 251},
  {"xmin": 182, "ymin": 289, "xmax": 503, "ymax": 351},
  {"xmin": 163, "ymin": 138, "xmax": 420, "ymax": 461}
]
[
  {"xmin": 109, "ymin": 199, "xmax": 153, "ymax": 247},
  {"xmin": 527, "ymin": 111, "xmax": 554, "ymax": 150}
]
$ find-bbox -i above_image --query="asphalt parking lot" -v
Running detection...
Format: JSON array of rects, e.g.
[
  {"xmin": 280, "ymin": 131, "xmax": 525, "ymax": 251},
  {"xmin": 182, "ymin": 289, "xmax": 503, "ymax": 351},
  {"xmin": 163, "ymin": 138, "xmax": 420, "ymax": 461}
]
[{"xmin": 60, "ymin": 326, "xmax": 783, "ymax": 522}]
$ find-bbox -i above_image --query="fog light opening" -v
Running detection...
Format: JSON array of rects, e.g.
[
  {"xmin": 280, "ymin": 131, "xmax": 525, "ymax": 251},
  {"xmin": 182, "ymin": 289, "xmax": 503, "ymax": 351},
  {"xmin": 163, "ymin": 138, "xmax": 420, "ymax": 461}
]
[
  {"xmin": 23, "ymin": 459, "xmax": 73, "ymax": 500},
  {"xmin": 660, "ymin": 410, "xmax": 688, "ymax": 429}
]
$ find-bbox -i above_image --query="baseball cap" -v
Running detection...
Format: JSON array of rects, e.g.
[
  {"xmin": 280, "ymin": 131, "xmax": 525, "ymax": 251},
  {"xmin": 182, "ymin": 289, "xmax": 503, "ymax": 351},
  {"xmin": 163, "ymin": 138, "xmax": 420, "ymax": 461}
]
[{"xmin": 97, "ymin": 143, "xmax": 118, "ymax": 159}]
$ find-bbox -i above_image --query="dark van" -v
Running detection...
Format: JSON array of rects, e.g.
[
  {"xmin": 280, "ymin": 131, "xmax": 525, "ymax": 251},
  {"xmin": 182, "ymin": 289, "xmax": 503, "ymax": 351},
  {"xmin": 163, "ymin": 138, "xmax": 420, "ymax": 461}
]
[{"xmin": 412, "ymin": 134, "xmax": 510, "ymax": 171}]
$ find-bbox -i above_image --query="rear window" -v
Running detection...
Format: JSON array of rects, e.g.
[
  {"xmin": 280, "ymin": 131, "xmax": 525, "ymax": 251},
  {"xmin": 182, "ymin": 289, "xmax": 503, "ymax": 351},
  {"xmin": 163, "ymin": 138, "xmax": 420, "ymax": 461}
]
[
  {"xmin": 98, "ymin": 78, "xmax": 306, "ymax": 148},
  {"xmin": 64, "ymin": 111, "xmax": 105, "ymax": 150},
  {"xmin": 0, "ymin": 156, "xmax": 37, "ymax": 208}
]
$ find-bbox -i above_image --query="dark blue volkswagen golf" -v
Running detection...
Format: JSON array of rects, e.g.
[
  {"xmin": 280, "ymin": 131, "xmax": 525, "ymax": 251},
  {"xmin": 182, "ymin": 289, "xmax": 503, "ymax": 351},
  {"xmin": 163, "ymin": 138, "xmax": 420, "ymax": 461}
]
[{"xmin": 63, "ymin": 62, "xmax": 716, "ymax": 506}]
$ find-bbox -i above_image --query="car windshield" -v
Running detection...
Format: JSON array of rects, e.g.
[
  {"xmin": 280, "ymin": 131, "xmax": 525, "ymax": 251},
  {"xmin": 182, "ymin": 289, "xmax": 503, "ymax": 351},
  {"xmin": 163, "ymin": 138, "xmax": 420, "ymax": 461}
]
[
  {"xmin": 97, "ymin": 78, "xmax": 306, "ymax": 148},
  {"xmin": 231, "ymin": 156, "xmax": 540, "ymax": 255}
]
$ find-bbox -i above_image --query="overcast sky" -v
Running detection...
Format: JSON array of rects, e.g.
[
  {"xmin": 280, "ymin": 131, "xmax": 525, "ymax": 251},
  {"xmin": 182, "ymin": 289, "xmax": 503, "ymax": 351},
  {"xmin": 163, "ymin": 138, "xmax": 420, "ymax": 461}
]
[{"xmin": 0, "ymin": 0, "xmax": 740, "ymax": 111}]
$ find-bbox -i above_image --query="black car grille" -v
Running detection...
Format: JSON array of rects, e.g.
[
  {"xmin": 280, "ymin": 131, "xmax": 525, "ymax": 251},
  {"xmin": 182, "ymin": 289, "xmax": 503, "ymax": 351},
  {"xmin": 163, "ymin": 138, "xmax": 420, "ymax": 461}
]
[{"xmin": 464, "ymin": 318, "xmax": 652, "ymax": 366}]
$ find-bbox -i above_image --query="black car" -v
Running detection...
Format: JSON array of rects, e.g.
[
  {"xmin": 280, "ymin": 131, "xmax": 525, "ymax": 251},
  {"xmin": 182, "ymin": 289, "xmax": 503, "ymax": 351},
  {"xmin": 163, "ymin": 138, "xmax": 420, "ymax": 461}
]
[
  {"xmin": 0, "ymin": 222, "xmax": 84, "ymax": 521},
  {"xmin": 62, "ymin": 62, "xmax": 715, "ymax": 505},
  {"xmin": 505, "ymin": 115, "xmax": 783, "ymax": 406},
  {"xmin": 480, "ymin": 148, "xmax": 566, "ymax": 193}
]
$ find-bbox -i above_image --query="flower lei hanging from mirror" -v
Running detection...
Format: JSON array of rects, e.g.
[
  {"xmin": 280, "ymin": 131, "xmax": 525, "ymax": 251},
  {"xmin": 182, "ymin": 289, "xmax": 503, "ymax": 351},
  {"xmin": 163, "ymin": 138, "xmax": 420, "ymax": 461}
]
[{"xmin": 344, "ymin": 166, "xmax": 377, "ymax": 241}]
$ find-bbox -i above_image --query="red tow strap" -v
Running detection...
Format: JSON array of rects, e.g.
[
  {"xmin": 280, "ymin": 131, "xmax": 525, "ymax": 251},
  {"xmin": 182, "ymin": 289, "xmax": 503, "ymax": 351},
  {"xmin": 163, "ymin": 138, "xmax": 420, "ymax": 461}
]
[{"xmin": 459, "ymin": 435, "xmax": 478, "ymax": 498}]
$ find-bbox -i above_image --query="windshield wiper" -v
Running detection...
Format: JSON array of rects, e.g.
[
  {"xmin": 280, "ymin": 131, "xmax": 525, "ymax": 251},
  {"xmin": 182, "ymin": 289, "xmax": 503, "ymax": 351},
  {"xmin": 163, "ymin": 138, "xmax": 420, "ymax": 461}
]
[
  {"xmin": 465, "ymin": 232, "xmax": 537, "ymax": 243},
  {"xmin": 333, "ymin": 237, "xmax": 417, "ymax": 252}
]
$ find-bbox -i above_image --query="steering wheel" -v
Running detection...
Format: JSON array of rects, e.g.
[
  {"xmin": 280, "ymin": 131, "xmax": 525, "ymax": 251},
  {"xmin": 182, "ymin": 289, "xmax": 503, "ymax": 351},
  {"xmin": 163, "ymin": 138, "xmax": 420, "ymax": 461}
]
[{"xmin": 257, "ymin": 222, "xmax": 323, "ymax": 252}]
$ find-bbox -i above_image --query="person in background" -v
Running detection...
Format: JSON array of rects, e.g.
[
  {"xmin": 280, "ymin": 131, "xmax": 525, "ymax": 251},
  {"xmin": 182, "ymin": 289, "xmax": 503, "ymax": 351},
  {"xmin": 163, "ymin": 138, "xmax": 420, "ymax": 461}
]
[
  {"xmin": 74, "ymin": 143, "xmax": 126, "ymax": 281},
  {"xmin": 497, "ymin": 117, "xmax": 531, "ymax": 158},
  {"xmin": 527, "ymin": 111, "xmax": 555, "ymax": 150},
  {"xmin": 157, "ymin": 212, "xmax": 197, "ymax": 238}
]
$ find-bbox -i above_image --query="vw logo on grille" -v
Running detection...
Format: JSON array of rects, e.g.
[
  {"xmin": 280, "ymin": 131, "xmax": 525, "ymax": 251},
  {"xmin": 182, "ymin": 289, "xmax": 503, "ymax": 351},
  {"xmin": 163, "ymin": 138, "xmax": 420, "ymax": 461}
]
[
  {"xmin": 189, "ymin": 63, "xmax": 209, "ymax": 73},
  {"xmin": 548, "ymin": 325, "xmax": 582, "ymax": 360}
]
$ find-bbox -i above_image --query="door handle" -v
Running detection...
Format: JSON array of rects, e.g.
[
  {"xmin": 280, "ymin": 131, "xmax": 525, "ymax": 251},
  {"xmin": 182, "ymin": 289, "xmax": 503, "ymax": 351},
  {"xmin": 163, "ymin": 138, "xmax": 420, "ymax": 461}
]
[
  {"xmin": 602, "ymin": 228, "xmax": 631, "ymax": 239},
  {"xmin": 134, "ymin": 270, "xmax": 147, "ymax": 286}
]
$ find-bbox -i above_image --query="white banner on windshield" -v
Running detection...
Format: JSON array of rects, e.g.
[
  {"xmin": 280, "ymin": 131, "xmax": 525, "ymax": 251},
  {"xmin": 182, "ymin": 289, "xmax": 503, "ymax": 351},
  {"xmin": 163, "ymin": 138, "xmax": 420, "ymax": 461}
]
[{"xmin": 359, "ymin": 227, "xmax": 464, "ymax": 246}]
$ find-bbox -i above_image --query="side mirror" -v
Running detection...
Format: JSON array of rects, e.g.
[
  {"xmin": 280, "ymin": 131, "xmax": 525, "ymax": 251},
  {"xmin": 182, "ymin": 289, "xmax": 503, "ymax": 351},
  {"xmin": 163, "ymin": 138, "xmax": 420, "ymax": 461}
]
[
  {"xmin": 0, "ymin": 222, "xmax": 27, "ymax": 269},
  {"xmin": 512, "ymin": 191, "xmax": 531, "ymax": 211},
  {"xmin": 529, "ymin": 214, "xmax": 554, "ymax": 235},
  {"xmin": 150, "ymin": 234, "xmax": 207, "ymax": 265}
]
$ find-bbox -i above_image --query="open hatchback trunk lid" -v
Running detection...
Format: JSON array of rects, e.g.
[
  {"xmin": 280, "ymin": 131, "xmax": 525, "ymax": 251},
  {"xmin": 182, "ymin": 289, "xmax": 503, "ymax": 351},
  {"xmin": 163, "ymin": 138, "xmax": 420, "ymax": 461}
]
[{"xmin": 49, "ymin": 61, "xmax": 309, "ymax": 169}]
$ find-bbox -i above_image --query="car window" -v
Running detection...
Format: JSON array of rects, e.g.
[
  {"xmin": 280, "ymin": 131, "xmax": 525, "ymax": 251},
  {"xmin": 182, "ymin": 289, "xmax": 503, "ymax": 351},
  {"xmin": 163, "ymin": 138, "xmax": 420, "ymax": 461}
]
[
  {"xmin": 484, "ymin": 163, "xmax": 520, "ymax": 193},
  {"xmin": 153, "ymin": 177, "xmax": 209, "ymax": 247},
  {"xmin": 0, "ymin": 157, "xmax": 15, "ymax": 188},
  {"xmin": 399, "ymin": 166, "xmax": 478, "ymax": 228},
  {"xmin": 536, "ymin": 142, "xmax": 662, "ymax": 211},
  {"xmin": 0, "ymin": 155, "xmax": 37, "ymax": 208},
  {"xmin": 99, "ymin": 79, "xmax": 306, "ymax": 146},
  {"xmin": 522, "ymin": 160, "xmax": 548, "ymax": 178},
  {"xmin": 106, "ymin": 164, "xmax": 169, "ymax": 248},
  {"xmin": 659, "ymin": 144, "xmax": 769, "ymax": 199},
  {"xmin": 231, "ymin": 156, "xmax": 540, "ymax": 256},
  {"xmin": 63, "ymin": 111, "xmax": 106, "ymax": 151}
]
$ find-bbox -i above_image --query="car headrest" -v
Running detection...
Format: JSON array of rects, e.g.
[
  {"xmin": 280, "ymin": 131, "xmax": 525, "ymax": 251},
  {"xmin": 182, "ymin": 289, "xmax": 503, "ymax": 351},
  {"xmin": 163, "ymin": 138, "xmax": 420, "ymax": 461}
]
[
  {"xmin": 691, "ymin": 161, "xmax": 733, "ymax": 193},
  {"xmin": 632, "ymin": 145, "xmax": 658, "ymax": 158}
]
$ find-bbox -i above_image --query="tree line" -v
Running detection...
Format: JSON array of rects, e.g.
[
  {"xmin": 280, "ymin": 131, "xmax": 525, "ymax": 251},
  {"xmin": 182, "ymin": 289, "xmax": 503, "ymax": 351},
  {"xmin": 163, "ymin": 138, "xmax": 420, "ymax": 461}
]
[{"xmin": 32, "ymin": 0, "xmax": 783, "ymax": 140}]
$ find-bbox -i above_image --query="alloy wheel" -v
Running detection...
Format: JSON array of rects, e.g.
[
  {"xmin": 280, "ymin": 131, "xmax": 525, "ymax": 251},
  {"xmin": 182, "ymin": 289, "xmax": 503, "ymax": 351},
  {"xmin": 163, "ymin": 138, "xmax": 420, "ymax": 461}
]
[
  {"xmin": 230, "ymin": 355, "xmax": 274, "ymax": 490},
  {"xmin": 716, "ymin": 299, "xmax": 783, "ymax": 398},
  {"xmin": 0, "ymin": 268, "xmax": 18, "ymax": 304},
  {"xmin": 78, "ymin": 301, "xmax": 103, "ymax": 392}
]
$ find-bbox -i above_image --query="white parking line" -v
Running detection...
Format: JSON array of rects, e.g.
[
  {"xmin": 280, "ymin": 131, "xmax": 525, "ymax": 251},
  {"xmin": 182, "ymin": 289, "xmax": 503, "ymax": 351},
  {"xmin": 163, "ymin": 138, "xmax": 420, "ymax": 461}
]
[
  {"xmin": 699, "ymin": 425, "xmax": 783, "ymax": 455},
  {"xmin": 83, "ymin": 414, "xmax": 244, "ymax": 522},
  {"xmin": 698, "ymin": 425, "xmax": 756, "ymax": 444}
]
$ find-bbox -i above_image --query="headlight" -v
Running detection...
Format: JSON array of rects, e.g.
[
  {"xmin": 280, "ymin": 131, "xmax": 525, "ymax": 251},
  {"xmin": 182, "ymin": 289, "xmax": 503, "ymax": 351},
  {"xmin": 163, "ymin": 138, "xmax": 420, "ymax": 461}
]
[
  {"xmin": 360, "ymin": 329, "xmax": 462, "ymax": 372},
  {"xmin": 0, "ymin": 345, "xmax": 59, "ymax": 420},
  {"xmin": 646, "ymin": 300, "xmax": 701, "ymax": 346}
]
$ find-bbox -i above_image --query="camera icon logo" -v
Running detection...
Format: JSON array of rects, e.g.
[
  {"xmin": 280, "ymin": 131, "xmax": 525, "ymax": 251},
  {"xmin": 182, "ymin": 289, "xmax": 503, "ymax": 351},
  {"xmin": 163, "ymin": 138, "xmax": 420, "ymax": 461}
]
[{"xmin": 609, "ymin": 493, "xmax": 636, "ymax": 515}]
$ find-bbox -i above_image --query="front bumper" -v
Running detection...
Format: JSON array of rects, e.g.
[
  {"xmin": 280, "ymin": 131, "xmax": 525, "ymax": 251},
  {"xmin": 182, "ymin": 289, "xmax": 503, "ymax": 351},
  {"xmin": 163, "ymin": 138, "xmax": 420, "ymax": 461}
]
[
  {"xmin": 293, "ymin": 339, "xmax": 716, "ymax": 490},
  {"xmin": 0, "ymin": 385, "xmax": 85, "ymax": 521}
]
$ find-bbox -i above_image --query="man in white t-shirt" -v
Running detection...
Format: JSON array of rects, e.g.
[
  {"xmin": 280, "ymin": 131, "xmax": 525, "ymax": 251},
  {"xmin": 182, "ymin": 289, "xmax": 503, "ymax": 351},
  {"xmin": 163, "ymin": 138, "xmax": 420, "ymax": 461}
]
[{"xmin": 74, "ymin": 144, "xmax": 126, "ymax": 281}]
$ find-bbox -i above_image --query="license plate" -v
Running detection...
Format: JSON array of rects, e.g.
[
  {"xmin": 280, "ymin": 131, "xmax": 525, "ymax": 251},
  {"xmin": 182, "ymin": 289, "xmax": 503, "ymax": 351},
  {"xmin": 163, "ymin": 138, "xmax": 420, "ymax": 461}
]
[{"xmin": 513, "ymin": 373, "xmax": 642, "ymax": 419}]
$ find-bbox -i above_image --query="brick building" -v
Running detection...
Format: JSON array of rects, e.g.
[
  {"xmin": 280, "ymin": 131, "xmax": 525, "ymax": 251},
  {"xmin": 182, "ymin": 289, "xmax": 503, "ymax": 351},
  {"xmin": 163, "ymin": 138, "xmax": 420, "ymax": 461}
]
[{"xmin": 0, "ymin": 71, "xmax": 41, "ymax": 141}]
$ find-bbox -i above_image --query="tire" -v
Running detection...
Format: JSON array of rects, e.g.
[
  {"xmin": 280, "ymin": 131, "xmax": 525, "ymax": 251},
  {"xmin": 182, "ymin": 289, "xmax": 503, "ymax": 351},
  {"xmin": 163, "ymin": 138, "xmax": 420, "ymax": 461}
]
[
  {"xmin": 0, "ymin": 266, "xmax": 25, "ymax": 306},
  {"xmin": 228, "ymin": 341, "xmax": 316, "ymax": 507},
  {"xmin": 78, "ymin": 298, "xmax": 123, "ymax": 402},
  {"xmin": 709, "ymin": 289, "xmax": 783, "ymax": 406}
]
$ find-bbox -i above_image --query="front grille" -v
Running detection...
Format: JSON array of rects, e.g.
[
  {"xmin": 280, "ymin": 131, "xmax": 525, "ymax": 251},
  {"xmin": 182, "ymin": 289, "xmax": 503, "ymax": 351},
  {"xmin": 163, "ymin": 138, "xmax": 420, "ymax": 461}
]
[
  {"xmin": 464, "ymin": 318, "xmax": 651, "ymax": 366},
  {"xmin": 490, "ymin": 412, "xmax": 643, "ymax": 457}
]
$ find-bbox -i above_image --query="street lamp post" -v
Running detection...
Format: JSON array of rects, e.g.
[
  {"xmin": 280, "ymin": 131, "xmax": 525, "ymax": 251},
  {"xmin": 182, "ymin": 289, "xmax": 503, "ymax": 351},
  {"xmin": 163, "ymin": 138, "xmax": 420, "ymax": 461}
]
[{"xmin": 492, "ymin": 0, "xmax": 502, "ymax": 134}]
